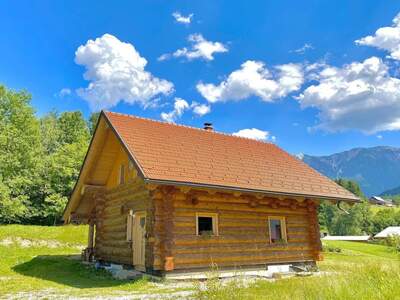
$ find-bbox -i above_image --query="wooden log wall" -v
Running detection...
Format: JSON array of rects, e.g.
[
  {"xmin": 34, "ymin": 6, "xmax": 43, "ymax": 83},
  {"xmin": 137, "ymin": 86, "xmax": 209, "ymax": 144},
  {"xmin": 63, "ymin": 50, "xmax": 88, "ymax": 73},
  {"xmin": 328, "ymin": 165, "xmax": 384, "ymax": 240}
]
[
  {"xmin": 94, "ymin": 177, "xmax": 150, "ymax": 265},
  {"xmin": 152, "ymin": 187, "xmax": 321, "ymax": 271}
]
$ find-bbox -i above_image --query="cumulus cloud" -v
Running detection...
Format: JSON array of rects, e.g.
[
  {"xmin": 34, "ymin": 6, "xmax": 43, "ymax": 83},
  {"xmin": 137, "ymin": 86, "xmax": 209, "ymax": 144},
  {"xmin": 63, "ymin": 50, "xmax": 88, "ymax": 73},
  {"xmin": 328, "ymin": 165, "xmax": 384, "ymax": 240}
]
[
  {"xmin": 191, "ymin": 102, "xmax": 211, "ymax": 116},
  {"xmin": 356, "ymin": 13, "xmax": 400, "ymax": 60},
  {"xmin": 161, "ymin": 98, "xmax": 190, "ymax": 122},
  {"xmin": 197, "ymin": 60, "xmax": 303, "ymax": 103},
  {"xmin": 159, "ymin": 34, "xmax": 228, "ymax": 61},
  {"xmin": 298, "ymin": 56, "xmax": 400, "ymax": 133},
  {"xmin": 232, "ymin": 128, "xmax": 274, "ymax": 141},
  {"xmin": 172, "ymin": 11, "xmax": 193, "ymax": 24},
  {"xmin": 75, "ymin": 34, "xmax": 173, "ymax": 111},
  {"xmin": 161, "ymin": 99, "xmax": 211, "ymax": 122}
]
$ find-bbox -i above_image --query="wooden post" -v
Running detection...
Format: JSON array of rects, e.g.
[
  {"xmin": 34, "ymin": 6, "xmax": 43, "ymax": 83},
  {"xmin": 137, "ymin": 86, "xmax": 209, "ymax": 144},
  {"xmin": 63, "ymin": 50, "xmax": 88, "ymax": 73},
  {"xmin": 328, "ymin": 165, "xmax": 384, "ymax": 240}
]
[
  {"xmin": 161, "ymin": 186, "xmax": 175, "ymax": 271},
  {"xmin": 88, "ymin": 221, "xmax": 95, "ymax": 249},
  {"xmin": 307, "ymin": 200, "xmax": 323, "ymax": 261},
  {"xmin": 94, "ymin": 192, "xmax": 105, "ymax": 258}
]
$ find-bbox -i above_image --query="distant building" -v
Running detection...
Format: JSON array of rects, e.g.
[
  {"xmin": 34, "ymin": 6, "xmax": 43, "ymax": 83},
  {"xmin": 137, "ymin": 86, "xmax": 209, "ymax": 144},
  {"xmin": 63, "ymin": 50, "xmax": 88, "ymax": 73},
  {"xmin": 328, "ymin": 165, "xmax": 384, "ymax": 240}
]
[
  {"xmin": 322, "ymin": 235, "xmax": 371, "ymax": 242},
  {"xmin": 368, "ymin": 196, "xmax": 393, "ymax": 207},
  {"xmin": 374, "ymin": 226, "xmax": 400, "ymax": 239}
]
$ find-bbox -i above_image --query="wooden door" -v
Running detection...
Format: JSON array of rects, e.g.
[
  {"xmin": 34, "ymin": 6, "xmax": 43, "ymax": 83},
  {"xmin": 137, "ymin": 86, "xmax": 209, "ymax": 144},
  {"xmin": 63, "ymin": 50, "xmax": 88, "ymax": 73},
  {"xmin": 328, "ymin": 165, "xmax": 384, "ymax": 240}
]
[{"xmin": 132, "ymin": 211, "xmax": 146, "ymax": 271}]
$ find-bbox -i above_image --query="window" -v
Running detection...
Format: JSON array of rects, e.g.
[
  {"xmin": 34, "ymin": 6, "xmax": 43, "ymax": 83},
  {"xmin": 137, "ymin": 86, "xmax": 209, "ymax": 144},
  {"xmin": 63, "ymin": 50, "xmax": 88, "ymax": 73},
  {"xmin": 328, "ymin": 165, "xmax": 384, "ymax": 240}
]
[
  {"xmin": 196, "ymin": 213, "xmax": 218, "ymax": 236},
  {"xmin": 119, "ymin": 164, "xmax": 125, "ymax": 185},
  {"xmin": 268, "ymin": 216, "xmax": 287, "ymax": 243}
]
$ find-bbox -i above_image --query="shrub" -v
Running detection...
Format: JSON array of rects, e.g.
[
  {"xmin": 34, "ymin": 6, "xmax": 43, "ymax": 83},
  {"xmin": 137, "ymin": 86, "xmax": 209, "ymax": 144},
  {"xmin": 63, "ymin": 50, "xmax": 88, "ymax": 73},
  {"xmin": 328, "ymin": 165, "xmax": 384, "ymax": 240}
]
[
  {"xmin": 384, "ymin": 235, "xmax": 400, "ymax": 252},
  {"xmin": 323, "ymin": 245, "xmax": 342, "ymax": 253}
]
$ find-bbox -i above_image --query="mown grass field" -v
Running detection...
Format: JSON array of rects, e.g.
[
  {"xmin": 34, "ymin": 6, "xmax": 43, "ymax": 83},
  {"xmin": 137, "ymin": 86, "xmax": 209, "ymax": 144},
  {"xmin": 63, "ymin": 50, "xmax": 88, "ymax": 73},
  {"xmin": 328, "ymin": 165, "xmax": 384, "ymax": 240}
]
[{"xmin": 0, "ymin": 225, "xmax": 399, "ymax": 299}]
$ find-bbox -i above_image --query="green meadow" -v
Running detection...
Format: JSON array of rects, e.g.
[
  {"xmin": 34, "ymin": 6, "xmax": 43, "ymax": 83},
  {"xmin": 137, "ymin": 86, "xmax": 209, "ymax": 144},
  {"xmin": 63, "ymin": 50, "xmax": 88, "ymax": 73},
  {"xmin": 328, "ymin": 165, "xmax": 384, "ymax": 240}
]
[{"xmin": 0, "ymin": 225, "xmax": 399, "ymax": 299}]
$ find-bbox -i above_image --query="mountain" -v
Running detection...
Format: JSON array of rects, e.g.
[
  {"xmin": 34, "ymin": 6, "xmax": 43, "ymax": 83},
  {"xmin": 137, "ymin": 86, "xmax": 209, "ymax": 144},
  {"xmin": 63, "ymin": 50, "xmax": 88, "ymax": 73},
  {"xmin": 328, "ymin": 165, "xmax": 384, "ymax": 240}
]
[
  {"xmin": 301, "ymin": 146, "xmax": 400, "ymax": 196},
  {"xmin": 380, "ymin": 185, "xmax": 400, "ymax": 196}
]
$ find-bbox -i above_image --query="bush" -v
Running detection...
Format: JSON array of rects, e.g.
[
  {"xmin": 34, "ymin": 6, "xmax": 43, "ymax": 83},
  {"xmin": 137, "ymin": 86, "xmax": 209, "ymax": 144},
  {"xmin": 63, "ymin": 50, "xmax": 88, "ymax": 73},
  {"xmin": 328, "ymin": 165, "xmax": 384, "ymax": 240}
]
[
  {"xmin": 384, "ymin": 235, "xmax": 400, "ymax": 252},
  {"xmin": 323, "ymin": 245, "xmax": 342, "ymax": 253}
]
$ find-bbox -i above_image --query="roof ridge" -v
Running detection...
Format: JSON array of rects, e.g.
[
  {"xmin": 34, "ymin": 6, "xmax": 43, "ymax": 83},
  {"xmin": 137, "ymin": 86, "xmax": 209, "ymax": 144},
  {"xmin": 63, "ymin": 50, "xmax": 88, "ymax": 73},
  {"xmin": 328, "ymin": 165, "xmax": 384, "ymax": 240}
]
[{"xmin": 104, "ymin": 110, "xmax": 274, "ymax": 145}]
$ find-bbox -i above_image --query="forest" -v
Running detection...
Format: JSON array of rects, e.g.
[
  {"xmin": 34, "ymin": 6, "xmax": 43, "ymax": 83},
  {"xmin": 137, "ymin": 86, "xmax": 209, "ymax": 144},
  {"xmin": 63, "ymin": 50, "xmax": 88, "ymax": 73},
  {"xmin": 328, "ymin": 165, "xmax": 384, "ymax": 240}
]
[
  {"xmin": 0, "ymin": 85, "xmax": 399, "ymax": 234},
  {"xmin": 0, "ymin": 85, "xmax": 98, "ymax": 224}
]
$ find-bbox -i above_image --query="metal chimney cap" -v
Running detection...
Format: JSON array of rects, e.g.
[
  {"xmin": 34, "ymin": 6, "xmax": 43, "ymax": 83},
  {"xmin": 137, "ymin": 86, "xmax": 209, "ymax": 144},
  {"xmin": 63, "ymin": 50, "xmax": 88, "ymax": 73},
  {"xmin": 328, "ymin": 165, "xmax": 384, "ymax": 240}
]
[{"xmin": 203, "ymin": 122, "xmax": 213, "ymax": 131}]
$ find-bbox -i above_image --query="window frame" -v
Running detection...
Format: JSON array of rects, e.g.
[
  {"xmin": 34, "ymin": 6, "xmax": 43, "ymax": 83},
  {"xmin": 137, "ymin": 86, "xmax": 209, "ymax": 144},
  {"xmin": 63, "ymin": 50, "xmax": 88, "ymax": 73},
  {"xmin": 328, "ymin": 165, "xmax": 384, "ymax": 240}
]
[
  {"xmin": 196, "ymin": 213, "xmax": 219, "ymax": 236},
  {"xmin": 268, "ymin": 216, "xmax": 287, "ymax": 244}
]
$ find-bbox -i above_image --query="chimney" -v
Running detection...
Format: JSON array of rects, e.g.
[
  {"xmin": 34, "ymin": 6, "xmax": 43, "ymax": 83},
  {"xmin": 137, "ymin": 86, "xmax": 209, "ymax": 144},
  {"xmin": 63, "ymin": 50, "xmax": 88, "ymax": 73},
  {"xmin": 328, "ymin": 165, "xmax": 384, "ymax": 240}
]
[{"xmin": 203, "ymin": 122, "xmax": 213, "ymax": 131}]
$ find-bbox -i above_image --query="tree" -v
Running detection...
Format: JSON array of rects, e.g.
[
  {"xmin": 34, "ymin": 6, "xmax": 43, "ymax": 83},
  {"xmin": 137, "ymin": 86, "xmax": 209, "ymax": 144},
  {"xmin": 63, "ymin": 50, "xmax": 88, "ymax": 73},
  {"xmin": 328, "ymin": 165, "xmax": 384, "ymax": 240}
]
[
  {"xmin": 34, "ymin": 111, "xmax": 90, "ymax": 224},
  {"xmin": 40, "ymin": 111, "xmax": 61, "ymax": 155},
  {"xmin": 0, "ymin": 85, "xmax": 91, "ymax": 224},
  {"xmin": 88, "ymin": 112, "xmax": 100, "ymax": 135},
  {"xmin": 57, "ymin": 111, "xmax": 90, "ymax": 145},
  {"xmin": 319, "ymin": 178, "xmax": 373, "ymax": 235},
  {"xmin": 0, "ymin": 85, "xmax": 42, "ymax": 223},
  {"xmin": 335, "ymin": 178, "xmax": 365, "ymax": 199}
]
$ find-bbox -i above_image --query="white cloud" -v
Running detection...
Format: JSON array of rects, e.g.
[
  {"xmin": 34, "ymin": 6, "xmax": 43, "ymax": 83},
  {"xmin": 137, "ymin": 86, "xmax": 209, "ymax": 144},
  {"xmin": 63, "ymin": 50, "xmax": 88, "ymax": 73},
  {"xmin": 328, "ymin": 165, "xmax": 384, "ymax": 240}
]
[
  {"xmin": 161, "ymin": 97, "xmax": 190, "ymax": 122},
  {"xmin": 298, "ymin": 56, "xmax": 400, "ymax": 133},
  {"xmin": 58, "ymin": 88, "xmax": 71, "ymax": 97},
  {"xmin": 161, "ymin": 99, "xmax": 211, "ymax": 122},
  {"xmin": 75, "ymin": 34, "xmax": 173, "ymax": 111},
  {"xmin": 232, "ymin": 128, "xmax": 272, "ymax": 141},
  {"xmin": 191, "ymin": 102, "xmax": 211, "ymax": 116},
  {"xmin": 197, "ymin": 60, "xmax": 304, "ymax": 103},
  {"xmin": 159, "ymin": 34, "xmax": 228, "ymax": 61},
  {"xmin": 157, "ymin": 53, "xmax": 170, "ymax": 61},
  {"xmin": 292, "ymin": 43, "xmax": 314, "ymax": 54},
  {"xmin": 356, "ymin": 13, "xmax": 400, "ymax": 60},
  {"xmin": 377, "ymin": 134, "xmax": 383, "ymax": 139},
  {"xmin": 172, "ymin": 11, "xmax": 193, "ymax": 24}
]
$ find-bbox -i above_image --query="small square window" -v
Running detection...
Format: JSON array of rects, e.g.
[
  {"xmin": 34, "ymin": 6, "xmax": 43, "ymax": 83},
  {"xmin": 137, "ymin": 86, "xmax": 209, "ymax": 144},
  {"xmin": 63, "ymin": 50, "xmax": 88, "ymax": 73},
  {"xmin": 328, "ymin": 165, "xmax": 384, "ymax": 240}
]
[
  {"xmin": 268, "ymin": 217, "xmax": 287, "ymax": 243},
  {"xmin": 196, "ymin": 213, "xmax": 218, "ymax": 236}
]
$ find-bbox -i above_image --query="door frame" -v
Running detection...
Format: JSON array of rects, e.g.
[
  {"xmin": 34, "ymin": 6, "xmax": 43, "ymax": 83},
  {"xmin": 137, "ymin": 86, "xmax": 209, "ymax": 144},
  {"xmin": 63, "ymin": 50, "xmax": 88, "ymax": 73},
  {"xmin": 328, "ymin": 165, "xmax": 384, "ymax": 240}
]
[{"xmin": 132, "ymin": 211, "xmax": 146, "ymax": 271}]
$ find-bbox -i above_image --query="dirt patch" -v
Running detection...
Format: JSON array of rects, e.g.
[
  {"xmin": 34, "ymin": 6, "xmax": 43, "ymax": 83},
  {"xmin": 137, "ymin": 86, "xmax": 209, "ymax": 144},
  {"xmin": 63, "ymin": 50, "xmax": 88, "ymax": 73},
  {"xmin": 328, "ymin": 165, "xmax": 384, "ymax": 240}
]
[
  {"xmin": 0, "ymin": 237, "xmax": 84, "ymax": 249},
  {"xmin": 4, "ymin": 289, "xmax": 193, "ymax": 299}
]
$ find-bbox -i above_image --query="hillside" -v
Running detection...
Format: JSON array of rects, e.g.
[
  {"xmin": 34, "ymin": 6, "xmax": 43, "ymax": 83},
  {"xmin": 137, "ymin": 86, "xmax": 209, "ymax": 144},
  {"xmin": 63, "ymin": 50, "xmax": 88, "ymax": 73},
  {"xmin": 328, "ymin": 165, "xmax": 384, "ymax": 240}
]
[{"xmin": 302, "ymin": 146, "xmax": 400, "ymax": 196}]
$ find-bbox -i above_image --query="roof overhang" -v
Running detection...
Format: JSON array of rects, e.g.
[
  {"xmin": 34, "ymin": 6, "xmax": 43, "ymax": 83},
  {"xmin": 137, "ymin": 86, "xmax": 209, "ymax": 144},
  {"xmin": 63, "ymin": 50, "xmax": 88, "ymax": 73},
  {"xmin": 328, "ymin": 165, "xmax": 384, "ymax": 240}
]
[{"xmin": 144, "ymin": 178, "xmax": 360, "ymax": 203}]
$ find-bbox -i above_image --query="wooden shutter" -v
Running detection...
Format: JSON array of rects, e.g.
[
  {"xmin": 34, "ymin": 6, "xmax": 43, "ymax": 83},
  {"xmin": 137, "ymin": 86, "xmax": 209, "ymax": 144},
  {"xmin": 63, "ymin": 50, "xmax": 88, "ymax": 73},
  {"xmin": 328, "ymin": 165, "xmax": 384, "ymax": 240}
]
[{"xmin": 126, "ymin": 210, "xmax": 134, "ymax": 241}]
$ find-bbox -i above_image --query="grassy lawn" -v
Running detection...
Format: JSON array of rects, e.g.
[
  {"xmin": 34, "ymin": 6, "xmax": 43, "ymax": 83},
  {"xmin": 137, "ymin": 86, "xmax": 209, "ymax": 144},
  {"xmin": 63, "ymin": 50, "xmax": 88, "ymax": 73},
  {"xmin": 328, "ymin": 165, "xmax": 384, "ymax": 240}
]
[
  {"xmin": 370, "ymin": 205, "xmax": 400, "ymax": 214},
  {"xmin": 0, "ymin": 225, "xmax": 185, "ymax": 299},
  {"xmin": 195, "ymin": 241, "xmax": 400, "ymax": 300},
  {"xmin": 0, "ymin": 225, "xmax": 399, "ymax": 299}
]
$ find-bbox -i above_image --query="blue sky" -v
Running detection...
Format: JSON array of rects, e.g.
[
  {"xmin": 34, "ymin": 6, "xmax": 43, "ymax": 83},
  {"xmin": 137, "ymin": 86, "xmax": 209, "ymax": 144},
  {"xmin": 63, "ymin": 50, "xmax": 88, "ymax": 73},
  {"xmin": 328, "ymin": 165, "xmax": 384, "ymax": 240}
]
[{"xmin": 2, "ymin": 1, "xmax": 400, "ymax": 156}]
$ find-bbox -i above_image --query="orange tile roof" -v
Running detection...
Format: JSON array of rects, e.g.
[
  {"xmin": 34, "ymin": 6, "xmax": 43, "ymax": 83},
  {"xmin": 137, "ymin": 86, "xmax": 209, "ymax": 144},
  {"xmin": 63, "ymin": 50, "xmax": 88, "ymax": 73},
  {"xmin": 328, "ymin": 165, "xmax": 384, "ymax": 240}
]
[{"xmin": 104, "ymin": 111, "xmax": 358, "ymax": 201}]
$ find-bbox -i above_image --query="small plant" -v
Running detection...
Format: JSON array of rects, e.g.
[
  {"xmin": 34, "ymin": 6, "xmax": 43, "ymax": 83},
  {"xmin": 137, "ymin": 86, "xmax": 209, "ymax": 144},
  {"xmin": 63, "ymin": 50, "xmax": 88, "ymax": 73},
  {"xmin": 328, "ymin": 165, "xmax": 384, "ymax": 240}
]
[
  {"xmin": 194, "ymin": 264, "xmax": 248, "ymax": 300},
  {"xmin": 384, "ymin": 235, "xmax": 400, "ymax": 252},
  {"xmin": 323, "ymin": 245, "xmax": 342, "ymax": 253}
]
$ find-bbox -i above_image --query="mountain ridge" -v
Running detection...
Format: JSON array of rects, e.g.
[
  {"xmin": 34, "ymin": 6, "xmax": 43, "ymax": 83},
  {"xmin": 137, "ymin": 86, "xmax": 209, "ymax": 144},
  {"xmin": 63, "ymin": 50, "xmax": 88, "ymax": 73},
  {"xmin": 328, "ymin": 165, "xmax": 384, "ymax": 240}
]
[
  {"xmin": 301, "ymin": 146, "xmax": 400, "ymax": 196},
  {"xmin": 380, "ymin": 185, "xmax": 400, "ymax": 196}
]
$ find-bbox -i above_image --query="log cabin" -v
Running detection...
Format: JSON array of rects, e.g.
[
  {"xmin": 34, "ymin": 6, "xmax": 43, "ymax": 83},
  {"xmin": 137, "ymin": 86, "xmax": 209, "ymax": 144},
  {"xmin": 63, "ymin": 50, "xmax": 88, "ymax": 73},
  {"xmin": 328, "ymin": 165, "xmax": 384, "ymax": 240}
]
[{"xmin": 62, "ymin": 111, "xmax": 359, "ymax": 275}]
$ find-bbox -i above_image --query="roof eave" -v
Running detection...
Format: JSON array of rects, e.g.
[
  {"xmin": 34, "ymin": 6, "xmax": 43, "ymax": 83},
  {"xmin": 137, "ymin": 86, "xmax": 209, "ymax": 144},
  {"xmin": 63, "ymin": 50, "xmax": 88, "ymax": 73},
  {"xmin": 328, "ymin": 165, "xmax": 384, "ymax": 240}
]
[
  {"xmin": 61, "ymin": 111, "xmax": 105, "ymax": 221},
  {"xmin": 144, "ymin": 178, "xmax": 360, "ymax": 203},
  {"xmin": 102, "ymin": 111, "xmax": 147, "ymax": 180}
]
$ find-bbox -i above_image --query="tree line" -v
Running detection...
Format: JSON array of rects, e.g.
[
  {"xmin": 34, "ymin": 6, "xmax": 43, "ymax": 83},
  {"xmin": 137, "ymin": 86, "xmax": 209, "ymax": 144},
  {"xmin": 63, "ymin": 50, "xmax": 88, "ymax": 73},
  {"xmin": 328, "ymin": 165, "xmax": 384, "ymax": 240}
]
[
  {"xmin": 319, "ymin": 179, "xmax": 400, "ymax": 236},
  {"xmin": 0, "ymin": 85, "xmax": 98, "ymax": 224},
  {"xmin": 0, "ymin": 84, "xmax": 399, "ymax": 231}
]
